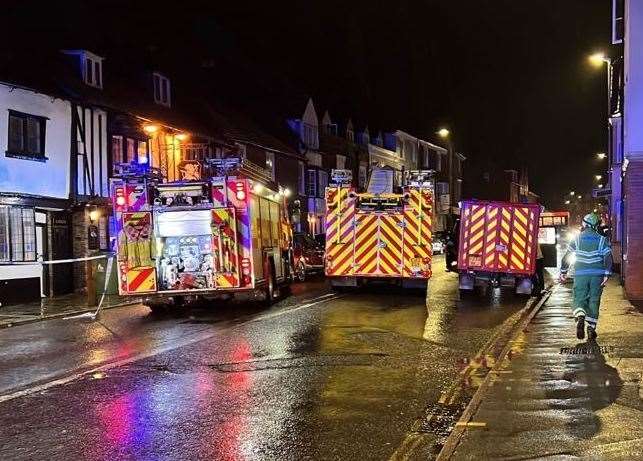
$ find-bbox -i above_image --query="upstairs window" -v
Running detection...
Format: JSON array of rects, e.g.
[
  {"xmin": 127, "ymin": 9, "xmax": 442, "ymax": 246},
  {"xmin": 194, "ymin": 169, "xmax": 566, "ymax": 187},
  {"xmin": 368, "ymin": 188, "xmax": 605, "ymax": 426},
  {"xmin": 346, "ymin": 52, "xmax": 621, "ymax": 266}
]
[
  {"xmin": 302, "ymin": 123, "xmax": 318, "ymax": 149},
  {"xmin": 83, "ymin": 54, "xmax": 103, "ymax": 88},
  {"xmin": 306, "ymin": 169, "xmax": 318, "ymax": 197},
  {"xmin": 612, "ymin": 0, "xmax": 624, "ymax": 44},
  {"xmin": 298, "ymin": 161, "xmax": 306, "ymax": 195},
  {"xmin": 6, "ymin": 110, "xmax": 47, "ymax": 160},
  {"xmin": 153, "ymin": 72, "xmax": 171, "ymax": 107}
]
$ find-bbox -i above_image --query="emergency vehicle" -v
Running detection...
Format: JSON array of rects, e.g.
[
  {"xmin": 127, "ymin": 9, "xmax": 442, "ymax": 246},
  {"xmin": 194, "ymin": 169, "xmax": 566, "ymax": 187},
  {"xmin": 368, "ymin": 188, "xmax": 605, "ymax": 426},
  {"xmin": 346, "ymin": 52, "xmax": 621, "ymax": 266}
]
[
  {"xmin": 457, "ymin": 200, "xmax": 541, "ymax": 295},
  {"xmin": 110, "ymin": 158, "xmax": 293, "ymax": 312},
  {"xmin": 324, "ymin": 168, "xmax": 434, "ymax": 290}
]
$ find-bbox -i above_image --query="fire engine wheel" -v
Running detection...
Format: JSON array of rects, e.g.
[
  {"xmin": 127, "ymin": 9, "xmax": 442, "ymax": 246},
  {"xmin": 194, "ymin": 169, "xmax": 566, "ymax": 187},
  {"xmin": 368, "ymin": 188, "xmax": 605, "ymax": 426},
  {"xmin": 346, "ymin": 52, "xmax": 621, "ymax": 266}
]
[
  {"xmin": 263, "ymin": 261, "xmax": 277, "ymax": 305},
  {"xmin": 296, "ymin": 261, "xmax": 307, "ymax": 282},
  {"xmin": 147, "ymin": 303, "xmax": 169, "ymax": 316}
]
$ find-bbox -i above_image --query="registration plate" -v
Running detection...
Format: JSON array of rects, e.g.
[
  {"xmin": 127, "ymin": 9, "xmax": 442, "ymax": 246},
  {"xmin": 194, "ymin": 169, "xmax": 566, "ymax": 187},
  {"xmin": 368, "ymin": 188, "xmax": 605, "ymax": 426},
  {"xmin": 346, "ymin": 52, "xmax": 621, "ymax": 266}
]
[{"xmin": 468, "ymin": 254, "xmax": 482, "ymax": 267}]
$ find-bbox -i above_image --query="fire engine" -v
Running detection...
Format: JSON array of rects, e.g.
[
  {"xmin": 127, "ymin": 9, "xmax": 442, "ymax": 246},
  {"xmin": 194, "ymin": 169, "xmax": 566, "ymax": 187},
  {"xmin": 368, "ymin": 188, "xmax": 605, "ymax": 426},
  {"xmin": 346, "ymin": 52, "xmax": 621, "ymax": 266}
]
[
  {"xmin": 324, "ymin": 168, "xmax": 434, "ymax": 290},
  {"xmin": 110, "ymin": 158, "xmax": 293, "ymax": 312},
  {"xmin": 457, "ymin": 200, "xmax": 541, "ymax": 295}
]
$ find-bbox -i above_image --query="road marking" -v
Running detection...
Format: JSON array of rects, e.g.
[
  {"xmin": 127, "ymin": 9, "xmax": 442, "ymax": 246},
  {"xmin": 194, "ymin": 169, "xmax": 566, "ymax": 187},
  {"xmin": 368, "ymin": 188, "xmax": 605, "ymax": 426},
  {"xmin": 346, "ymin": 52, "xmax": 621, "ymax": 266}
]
[
  {"xmin": 455, "ymin": 421, "xmax": 486, "ymax": 427},
  {"xmin": 0, "ymin": 292, "xmax": 341, "ymax": 405}
]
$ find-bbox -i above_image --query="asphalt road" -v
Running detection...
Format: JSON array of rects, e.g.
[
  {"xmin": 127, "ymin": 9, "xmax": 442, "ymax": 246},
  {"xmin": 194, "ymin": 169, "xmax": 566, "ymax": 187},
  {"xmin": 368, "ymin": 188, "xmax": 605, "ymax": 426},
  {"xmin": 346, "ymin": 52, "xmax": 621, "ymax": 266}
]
[{"xmin": 0, "ymin": 256, "xmax": 530, "ymax": 460}]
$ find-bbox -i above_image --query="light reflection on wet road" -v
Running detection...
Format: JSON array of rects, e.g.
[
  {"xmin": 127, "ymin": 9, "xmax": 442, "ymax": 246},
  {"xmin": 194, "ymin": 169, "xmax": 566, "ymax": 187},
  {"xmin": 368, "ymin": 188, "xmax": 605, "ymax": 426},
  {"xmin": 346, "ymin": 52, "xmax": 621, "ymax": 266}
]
[{"xmin": 0, "ymin": 256, "xmax": 529, "ymax": 460}]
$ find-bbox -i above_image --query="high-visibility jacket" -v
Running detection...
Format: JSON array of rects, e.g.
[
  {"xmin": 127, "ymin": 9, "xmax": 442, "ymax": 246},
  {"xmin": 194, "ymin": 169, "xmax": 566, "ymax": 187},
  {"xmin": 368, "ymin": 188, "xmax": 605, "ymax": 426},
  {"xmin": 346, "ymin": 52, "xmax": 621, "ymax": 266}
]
[{"xmin": 561, "ymin": 228, "xmax": 612, "ymax": 277}]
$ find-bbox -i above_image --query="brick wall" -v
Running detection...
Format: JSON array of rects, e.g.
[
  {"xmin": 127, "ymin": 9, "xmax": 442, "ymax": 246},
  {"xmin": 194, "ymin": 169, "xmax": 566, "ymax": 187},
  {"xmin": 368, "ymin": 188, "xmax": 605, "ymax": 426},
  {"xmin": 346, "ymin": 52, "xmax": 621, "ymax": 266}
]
[{"xmin": 624, "ymin": 160, "xmax": 643, "ymax": 300}]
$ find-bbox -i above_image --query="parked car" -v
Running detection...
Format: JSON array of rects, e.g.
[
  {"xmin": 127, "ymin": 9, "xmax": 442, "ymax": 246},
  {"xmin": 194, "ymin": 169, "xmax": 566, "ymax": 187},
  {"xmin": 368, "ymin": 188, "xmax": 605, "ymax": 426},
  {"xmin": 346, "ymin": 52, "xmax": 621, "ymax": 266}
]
[{"xmin": 293, "ymin": 233, "xmax": 325, "ymax": 282}]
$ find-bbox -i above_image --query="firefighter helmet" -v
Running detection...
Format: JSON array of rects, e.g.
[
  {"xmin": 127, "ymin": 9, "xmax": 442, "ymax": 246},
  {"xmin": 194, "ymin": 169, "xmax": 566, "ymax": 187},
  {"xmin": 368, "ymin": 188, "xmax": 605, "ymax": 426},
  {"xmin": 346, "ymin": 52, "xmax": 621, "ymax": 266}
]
[{"xmin": 582, "ymin": 213, "xmax": 600, "ymax": 229}]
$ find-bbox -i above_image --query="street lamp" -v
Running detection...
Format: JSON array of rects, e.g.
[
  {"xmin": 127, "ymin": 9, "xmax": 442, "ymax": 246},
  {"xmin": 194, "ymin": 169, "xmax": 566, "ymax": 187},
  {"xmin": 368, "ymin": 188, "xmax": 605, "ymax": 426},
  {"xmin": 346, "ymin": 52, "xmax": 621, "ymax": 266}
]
[
  {"xmin": 597, "ymin": 152, "xmax": 607, "ymax": 160},
  {"xmin": 588, "ymin": 52, "xmax": 610, "ymax": 67},
  {"xmin": 437, "ymin": 128, "xmax": 450, "ymax": 138},
  {"xmin": 595, "ymin": 174, "xmax": 603, "ymax": 181}
]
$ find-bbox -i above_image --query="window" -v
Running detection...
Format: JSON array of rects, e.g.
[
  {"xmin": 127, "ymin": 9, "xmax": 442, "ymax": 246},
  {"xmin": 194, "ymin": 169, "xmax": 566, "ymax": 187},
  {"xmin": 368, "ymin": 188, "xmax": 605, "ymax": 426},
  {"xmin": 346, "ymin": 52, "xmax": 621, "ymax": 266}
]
[
  {"xmin": 307, "ymin": 169, "xmax": 318, "ymax": 197},
  {"xmin": 126, "ymin": 138, "xmax": 136, "ymax": 163},
  {"xmin": 153, "ymin": 72, "xmax": 171, "ymax": 107},
  {"xmin": 137, "ymin": 140, "xmax": 148, "ymax": 163},
  {"xmin": 298, "ymin": 161, "xmax": 305, "ymax": 195},
  {"xmin": 7, "ymin": 111, "xmax": 47, "ymax": 160},
  {"xmin": 259, "ymin": 197, "xmax": 272, "ymax": 247},
  {"xmin": 111, "ymin": 135, "xmax": 123, "ymax": 165},
  {"xmin": 0, "ymin": 207, "xmax": 36, "ymax": 262},
  {"xmin": 336, "ymin": 155, "xmax": 346, "ymax": 170},
  {"xmin": 83, "ymin": 55, "xmax": 103, "ymax": 88},
  {"xmin": 347, "ymin": 130, "xmax": 354, "ymax": 143},
  {"xmin": 318, "ymin": 170, "xmax": 328, "ymax": 197},
  {"xmin": 265, "ymin": 151, "xmax": 275, "ymax": 180},
  {"xmin": 302, "ymin": 123, "xmax": 318, "ymax": 149},
  {"xmin": 612, "ymin": 0, "xmax": 624, "ymax": 44}
]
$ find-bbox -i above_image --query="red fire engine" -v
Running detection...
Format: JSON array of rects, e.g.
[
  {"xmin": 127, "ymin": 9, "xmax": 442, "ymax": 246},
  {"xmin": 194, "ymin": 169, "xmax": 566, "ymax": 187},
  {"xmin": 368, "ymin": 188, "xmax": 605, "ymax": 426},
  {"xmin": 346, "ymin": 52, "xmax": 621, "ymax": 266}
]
[{"xmin": 111, "ymin": 158, "xmax": 293, "ymax": 312}]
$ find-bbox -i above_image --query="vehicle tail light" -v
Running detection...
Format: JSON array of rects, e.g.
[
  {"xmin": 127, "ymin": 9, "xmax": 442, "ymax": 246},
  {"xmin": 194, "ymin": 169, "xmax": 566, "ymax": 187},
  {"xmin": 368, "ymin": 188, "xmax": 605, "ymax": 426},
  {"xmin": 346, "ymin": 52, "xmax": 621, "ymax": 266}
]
[
  {"xmin": 114, "ymin": 187, "xmax": 126, "ymax": 209},
  {"xmin": 241, "ymin": 258, "xmax": 251, "ymax": 275},
  {"xmin": 235, "ymin": 181, "xmax": 246, "ymax": 201}
]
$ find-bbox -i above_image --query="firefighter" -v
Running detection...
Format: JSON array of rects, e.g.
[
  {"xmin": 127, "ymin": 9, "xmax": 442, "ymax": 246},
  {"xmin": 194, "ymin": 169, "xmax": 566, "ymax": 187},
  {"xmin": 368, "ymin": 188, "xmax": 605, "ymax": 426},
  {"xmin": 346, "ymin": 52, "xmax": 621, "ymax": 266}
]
[{"xmin": 559, "ymin": 213, "xmax": 612, "ymax": 340}]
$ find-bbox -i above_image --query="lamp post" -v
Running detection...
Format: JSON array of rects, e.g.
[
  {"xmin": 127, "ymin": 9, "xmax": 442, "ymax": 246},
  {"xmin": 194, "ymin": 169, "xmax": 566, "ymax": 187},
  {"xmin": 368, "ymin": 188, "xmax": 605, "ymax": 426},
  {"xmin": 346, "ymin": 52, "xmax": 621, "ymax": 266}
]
[{"xmin": 437, "ymin": 128, "xmax": 454, "ymax": 225}]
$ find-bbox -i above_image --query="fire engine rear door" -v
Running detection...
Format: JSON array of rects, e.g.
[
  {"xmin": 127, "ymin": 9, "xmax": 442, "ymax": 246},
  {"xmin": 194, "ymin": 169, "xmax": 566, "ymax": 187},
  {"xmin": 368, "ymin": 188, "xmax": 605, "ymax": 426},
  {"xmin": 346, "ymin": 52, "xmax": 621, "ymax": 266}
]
[
  {"xmin": 375, "ymin": 213, "xmax": 404, "ymax": 276},
  {"xmin": 212, "ymin": 208, "xmax": 240, "ymax": 288}
]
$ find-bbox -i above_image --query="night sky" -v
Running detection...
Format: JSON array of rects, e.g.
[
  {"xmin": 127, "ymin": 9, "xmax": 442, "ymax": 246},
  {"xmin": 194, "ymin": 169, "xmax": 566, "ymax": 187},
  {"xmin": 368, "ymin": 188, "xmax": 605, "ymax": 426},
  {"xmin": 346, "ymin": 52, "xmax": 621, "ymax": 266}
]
[{"xmin": 3, "ymin": 0, "xmax": 610, "ymax": 207}]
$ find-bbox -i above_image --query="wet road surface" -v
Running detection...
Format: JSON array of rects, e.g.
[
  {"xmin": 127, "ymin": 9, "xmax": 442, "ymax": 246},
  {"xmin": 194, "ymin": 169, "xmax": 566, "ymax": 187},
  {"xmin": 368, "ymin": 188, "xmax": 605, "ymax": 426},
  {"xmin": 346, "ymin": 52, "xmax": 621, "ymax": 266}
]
[{"xmin": 0, "ymin": 256, "xmax": 531, "ymax": 460}]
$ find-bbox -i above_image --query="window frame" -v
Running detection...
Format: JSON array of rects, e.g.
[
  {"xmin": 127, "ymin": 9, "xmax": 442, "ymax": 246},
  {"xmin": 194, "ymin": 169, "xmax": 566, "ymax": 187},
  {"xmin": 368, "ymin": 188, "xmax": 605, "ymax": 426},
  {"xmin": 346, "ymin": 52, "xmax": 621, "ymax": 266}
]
[
  {"xmin": 153, "ymin": 72, "xmax": 171, "ymax": 107},
  {"xmin": 6, "ymin": 110, "xmax": 48, "ymax": 161},
  {"xmin": 306, "ymin": 169, "xmax": 318, "ymax": 197},
  {"xmin": 298, "ymin": 161, "xmax": 306, "ymax": 196},
  {"xmin": 83, "ymin": 55, "xmax": 103, "ymax": 89},
  {"xmin": 0, "ymin": 206, "xmax": 36, "ymax": 262}
]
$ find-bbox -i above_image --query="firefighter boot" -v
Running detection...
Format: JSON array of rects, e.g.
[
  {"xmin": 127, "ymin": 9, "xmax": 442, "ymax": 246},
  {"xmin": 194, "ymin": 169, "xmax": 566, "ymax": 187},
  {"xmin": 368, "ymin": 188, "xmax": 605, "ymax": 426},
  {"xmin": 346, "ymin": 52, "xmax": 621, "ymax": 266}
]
[
  {"xmin": 576, "ymin": 316, "xmax": 586, "ymax": 340},
  {"xmin": 587, "ymin": 325, "xmax": 597, "ymax": 341}
]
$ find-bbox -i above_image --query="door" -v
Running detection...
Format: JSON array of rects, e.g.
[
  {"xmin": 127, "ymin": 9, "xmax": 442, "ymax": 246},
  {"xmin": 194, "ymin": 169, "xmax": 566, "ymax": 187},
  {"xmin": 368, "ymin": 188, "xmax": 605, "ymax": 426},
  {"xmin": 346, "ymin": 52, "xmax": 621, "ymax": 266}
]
[
  {"xmin": 353, "ymin": 213, "xmax": 379, "ymax": 275},
  {"xmin": 51, "ymin": 212, "xmax": 73, "ymax": 295},
  {"xmin": 376, "ymin": 213, "xmax": 404, "ymax": 276}
]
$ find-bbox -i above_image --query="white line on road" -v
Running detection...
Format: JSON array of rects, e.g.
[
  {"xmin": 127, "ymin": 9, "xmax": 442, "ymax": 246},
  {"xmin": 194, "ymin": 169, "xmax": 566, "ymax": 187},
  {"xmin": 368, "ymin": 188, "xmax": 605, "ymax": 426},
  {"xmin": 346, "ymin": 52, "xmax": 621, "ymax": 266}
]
[{"xmin": 0, "ymin": 292, "xmax": 341, "ymax": 405}]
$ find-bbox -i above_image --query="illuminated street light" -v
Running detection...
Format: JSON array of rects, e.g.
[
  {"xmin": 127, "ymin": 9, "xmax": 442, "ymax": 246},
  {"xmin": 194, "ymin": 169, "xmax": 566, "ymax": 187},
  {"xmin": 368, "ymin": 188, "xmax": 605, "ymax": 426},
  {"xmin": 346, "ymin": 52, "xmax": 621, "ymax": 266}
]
[
  {"xmin": 283, "ymin": 187, "xmax": 292, "ymax": 197},
  {"xmin": 595, "ymin": 175, "xmax": 602, "ymax": 180},
  {"xmin": 589, "ymin": 52, "xmax": 610, "ymax": 67},
  {"xmin": 597, "ymin": 152, "xmax": 607, "ymax": 159},
  {"xmin": 143, "ymin": 124, "xmax": 159, "ymax": 133},
  {"xmin": 437, "ymin": 128, "xmax": 450, "ymax": 138}
]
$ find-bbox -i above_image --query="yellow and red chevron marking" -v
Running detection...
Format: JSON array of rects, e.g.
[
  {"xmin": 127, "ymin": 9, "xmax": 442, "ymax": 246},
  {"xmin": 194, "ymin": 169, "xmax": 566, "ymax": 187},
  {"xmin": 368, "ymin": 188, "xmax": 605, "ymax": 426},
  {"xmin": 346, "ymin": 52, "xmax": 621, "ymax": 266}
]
[
  {"xmin": 508, "ymin": 206, "xmax": 531, "ymax": 272},
  {"xmin": 352, "ymin": 213, "xmax": 379, "ymax": 275},
  {"xmin": 215, "ymin": 273, "xmax": 239, "ymax": 288},
  {"xmin": 126, "ymin": 266, "xmax": 156, "ymax": 293},
  {"xmin": 325, "ymin": 187, "xmax": 356, "ymax": 276},
  {"xmin": 212, "ymin": 208, "xmax": 236, "ymax": 240},
  {"xmin": 459, "ymin": 201, "xmax": 540, "ymax": 275},
  {"xmin": 325, "ymin": 187, "xmax": 354, "ymax": 245},
  {"xmin": 403, "ymin": 209, "xmax": 432, "ymax": 277},
  {"xmin": 482, "ymin": 205, "xmax": 500, "ymax": 268},
  {"xmin": 377, "ymin": 214, "xmax": 403, "ymax": 275}
]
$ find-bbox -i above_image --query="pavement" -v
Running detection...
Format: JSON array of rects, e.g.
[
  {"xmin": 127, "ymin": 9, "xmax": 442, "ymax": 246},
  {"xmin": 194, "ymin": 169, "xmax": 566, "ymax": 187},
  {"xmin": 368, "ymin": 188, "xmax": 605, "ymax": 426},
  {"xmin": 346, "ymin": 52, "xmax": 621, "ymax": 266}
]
[
  {"xmin": 0, "ymin": 292, "xmax": 141, "ymax": 328},
  {"xmin": 447, "ymin": 278, "xmax": 643, "ymax": 460},
  {"xmin": 0, "ymin": 256, "xmax": 537, "ymax": 460}
]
